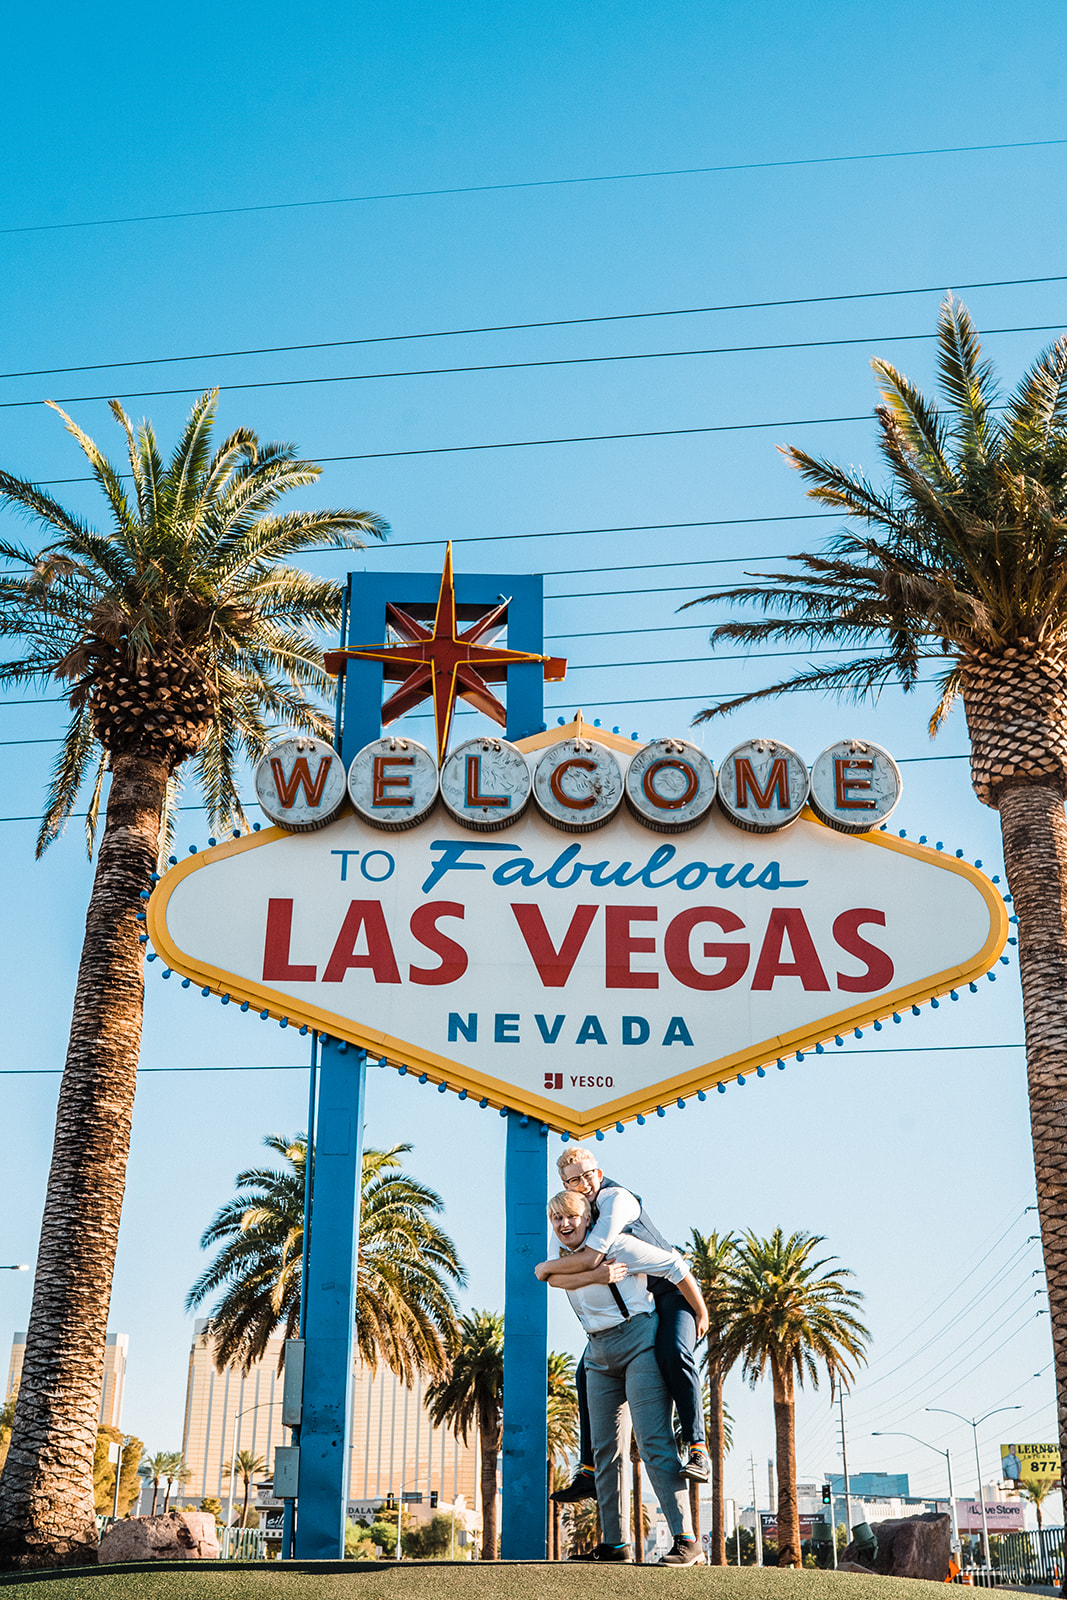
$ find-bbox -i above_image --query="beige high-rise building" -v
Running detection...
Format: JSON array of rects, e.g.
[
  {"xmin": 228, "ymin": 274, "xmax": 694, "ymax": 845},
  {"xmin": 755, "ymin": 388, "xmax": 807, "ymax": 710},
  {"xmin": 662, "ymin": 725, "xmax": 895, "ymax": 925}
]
[
  {"xmin": 181, "ymin": 1319, "xmax": 482, "ymax": 1523},
  {"xmin": 7, "ymin": 1331, "xmax": 128, "ymax": 1430}
]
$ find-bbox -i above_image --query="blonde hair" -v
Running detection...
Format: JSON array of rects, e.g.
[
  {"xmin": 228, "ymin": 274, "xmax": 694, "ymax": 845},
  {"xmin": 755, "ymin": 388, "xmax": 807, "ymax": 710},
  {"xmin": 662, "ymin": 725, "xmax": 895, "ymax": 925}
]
[
  {"xmin": 547, "ymin": 1190, "xmax": 592, "ymax": 1221},
  {"xmin": 556, "ymin": 1146, "xmax": 599, "ymax": 1177}
]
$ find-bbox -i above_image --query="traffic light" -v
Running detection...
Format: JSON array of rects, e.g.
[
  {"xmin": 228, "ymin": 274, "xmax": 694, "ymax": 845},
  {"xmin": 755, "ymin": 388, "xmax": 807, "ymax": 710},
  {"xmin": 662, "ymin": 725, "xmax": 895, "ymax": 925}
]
[
  {"xmin": 822, "ymin": 1484, "xmax": 832, "ymax": 1504},
  {"xmin": 430, "ymin": 1491, "xmax": 439, "ymax": 1509}
]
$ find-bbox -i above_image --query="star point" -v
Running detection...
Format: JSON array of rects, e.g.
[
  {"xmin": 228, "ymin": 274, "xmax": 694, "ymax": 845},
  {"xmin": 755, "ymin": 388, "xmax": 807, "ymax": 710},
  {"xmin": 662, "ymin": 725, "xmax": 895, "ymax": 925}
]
[{"xmin": 323, "ymin": 548, "xmax": 566, "ymax": 762}]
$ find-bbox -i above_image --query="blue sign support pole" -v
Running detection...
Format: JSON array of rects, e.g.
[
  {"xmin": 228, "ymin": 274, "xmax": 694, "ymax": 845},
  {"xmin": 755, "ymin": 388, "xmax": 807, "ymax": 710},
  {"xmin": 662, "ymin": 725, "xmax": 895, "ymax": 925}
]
[
  {"xmin": 501, "ymin": 1115, "xmax": 549, "ymax": 1558},
  {"xmin": 295, "ymin": 566, "xmax": 550, "ymax": 1559},
  {"xmin": 293, "ymin": 1041, "xmax": 366, "ymax": 1557}
]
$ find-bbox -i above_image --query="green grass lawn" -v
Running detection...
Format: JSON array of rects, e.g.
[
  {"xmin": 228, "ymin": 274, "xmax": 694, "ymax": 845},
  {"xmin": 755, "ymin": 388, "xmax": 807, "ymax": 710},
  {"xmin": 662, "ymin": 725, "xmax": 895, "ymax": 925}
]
[{"xmin": 0, "ymin": 1564, "xmax": 960, "ymax": 1600}]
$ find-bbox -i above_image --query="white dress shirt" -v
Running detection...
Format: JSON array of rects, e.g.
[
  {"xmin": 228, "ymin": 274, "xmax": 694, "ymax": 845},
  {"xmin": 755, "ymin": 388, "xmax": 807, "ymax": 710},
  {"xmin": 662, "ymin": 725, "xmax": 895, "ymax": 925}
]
[
  {"xmin": 585, "ymin": 1184, "xmax": 641, "ymax": 1257},
  {"xmin": 562, "ymin": 1232, "xmax": 687, "ymax": 1334}
]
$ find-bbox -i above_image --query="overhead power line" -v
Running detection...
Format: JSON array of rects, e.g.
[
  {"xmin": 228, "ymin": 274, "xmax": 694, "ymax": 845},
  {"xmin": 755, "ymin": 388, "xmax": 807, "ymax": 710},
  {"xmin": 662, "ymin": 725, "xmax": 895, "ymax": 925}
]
[
  {"xmin": 6, "ymin": 321, "xmax": 1067, "ymax": 412},
  {"xmin": 29, "ymin": 413, "xmax": 885, "ymax": 487},
  {"xmin": 5, "ymin": 275, "xmax": 1066, "ymax": 382},
  {"xmin": 3, "ymin": 136, "xmax": 1065, "ymax": 237},
  {"xmin": 0, "ymin": 1044, "xmax": 1026, "ymax": 1075}
]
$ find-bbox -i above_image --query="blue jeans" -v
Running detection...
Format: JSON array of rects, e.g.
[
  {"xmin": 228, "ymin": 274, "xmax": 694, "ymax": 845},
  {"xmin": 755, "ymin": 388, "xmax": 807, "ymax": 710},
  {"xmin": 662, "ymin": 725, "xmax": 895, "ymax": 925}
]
[
  {"xmin": 583, "ymin": 1311, "xmax": 692, "ymax": 1547},
  {"xmin": 576, "ymin": 1288, "xmax": 704, "ymax": 1465}
]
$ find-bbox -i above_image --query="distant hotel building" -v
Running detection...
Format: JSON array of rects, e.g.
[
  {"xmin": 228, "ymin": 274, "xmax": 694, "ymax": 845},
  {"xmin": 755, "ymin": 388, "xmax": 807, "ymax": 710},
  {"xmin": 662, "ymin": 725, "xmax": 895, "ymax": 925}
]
[
  {"xmin": 7, "ymin": 1331, "xmax": 127, "ymax": 1430},
  {"xmin": 181, "ymin": 1319, "xmax": 483, "ymax": 1524}
]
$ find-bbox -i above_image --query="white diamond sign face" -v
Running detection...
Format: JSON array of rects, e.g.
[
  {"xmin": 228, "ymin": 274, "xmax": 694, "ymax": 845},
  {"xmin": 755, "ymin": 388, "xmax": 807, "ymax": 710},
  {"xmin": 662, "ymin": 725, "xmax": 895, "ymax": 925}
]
[{"xmin": 148, "ymin": 731, "xmax": 1007, "ymax": 1135}]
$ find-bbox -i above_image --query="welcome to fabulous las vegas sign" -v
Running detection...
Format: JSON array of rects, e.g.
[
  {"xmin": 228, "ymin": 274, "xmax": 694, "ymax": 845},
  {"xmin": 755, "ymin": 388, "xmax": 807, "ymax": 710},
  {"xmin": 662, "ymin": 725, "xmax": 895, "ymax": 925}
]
[{"xmin": 147, "ymin": 716, "xmax": 1007, "ymax": 1136}]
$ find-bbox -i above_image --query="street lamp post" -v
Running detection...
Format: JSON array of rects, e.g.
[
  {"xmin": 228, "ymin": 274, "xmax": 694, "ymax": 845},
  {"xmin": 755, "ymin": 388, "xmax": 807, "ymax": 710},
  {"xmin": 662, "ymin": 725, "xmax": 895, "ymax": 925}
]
[
  {"xmin": 392, "ymin": 1478, "xmax": 428, "ymax": 1561},
  {"xmin": 225, "ymin": 1399, "xmax": 281, "ymax": 1545},
  {"xmin": 0, "ymin": 1266, "xmax": 28, "ymax": 1272},
  {"xmin": 872, "ymin": 1431, "xmax": 960, "ymax": 1549},
  {"xmin": 926, "ymin": 1405, "xmax": 1022, "ymax": 1568}
]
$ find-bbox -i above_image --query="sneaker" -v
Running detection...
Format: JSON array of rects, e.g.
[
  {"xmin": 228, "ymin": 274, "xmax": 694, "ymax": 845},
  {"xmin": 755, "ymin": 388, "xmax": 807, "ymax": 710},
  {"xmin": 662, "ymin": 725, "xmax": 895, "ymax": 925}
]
[
  {"xmin": 551, "ymin": 1469, "xmax": 596, "ymax": 1504},
  {"xmin": 681, "ymin": 1444, "xmax": 710, "ymax": 1483},
  {"xmin": 660, "ymin": 1536, "xmax": 704, "ymax": 1566},
  {"xmin": 569, "ymin": 1543, "xmax": 632, "ymax": 1562}
]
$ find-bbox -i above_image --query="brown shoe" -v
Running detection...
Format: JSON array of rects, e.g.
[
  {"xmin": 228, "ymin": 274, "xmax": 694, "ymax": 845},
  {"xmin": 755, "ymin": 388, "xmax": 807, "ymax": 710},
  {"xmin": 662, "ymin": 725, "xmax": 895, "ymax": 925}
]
[{"xmin": 660, "ymin": 1535, "xmax": 704, "ymax": 1566}]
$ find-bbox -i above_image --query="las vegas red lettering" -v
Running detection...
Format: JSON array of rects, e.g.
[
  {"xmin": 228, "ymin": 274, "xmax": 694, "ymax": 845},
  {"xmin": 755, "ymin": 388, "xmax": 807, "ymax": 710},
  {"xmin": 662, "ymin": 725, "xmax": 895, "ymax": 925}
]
[{"xmin": 260, "ymin": 899, "xmax": 893, "ymax": 993}]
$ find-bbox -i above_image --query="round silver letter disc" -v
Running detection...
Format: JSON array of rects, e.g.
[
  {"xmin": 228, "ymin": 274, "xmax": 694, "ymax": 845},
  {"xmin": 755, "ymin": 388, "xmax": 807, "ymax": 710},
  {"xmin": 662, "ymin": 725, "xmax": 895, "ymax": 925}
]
[
  {"xmin": 810, "ymin": 739, "xmax": 902, "ymax": 833},
  {"xmin": 716, "ymin": 739, "xmax": 810, "ymax": 833},
  {"xmin": 624, "ymin": 738, "xmax": 716, "ymax": 833},
  {"xmin": 254, "ymin": 737, "xmax": 348, "ymax": 831},
  {"xmin": 347, "ymin": 737, "xmax": 439, "ymax": 830},
  {"xmin": 533, "ymin": 739, "xmax": 623, "ymax": 832},
  {"xmin": 440, "ymin": 737, "xmax": 532, "ymax": 831}
]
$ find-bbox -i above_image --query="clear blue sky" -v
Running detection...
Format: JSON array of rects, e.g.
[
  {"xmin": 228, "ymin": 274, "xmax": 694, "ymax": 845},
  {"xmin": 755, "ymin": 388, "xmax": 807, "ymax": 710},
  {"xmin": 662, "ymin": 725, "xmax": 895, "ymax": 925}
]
[{"xmin": 1, "ymin": 0, "xmax": 1064, "ymax": 1515}]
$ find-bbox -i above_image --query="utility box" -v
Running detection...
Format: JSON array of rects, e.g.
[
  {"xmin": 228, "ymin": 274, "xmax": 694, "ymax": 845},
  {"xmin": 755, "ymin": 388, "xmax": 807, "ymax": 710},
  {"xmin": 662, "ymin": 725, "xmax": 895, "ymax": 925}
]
[
  {"xmin": 274, "ymin": 1446, "xmax": 300, "ymax": 1500},
  {"xmin": 282, "ymin": 1339, "xmax": 304, "ymax": 1428}
]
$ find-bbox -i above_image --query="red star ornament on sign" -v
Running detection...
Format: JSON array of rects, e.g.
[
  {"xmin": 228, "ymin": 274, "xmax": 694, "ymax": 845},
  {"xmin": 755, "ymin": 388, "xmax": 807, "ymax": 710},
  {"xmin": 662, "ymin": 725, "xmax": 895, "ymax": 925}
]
[{"xmin": 323, "ymin": 544, "xmax": 567, "ymax": 762}]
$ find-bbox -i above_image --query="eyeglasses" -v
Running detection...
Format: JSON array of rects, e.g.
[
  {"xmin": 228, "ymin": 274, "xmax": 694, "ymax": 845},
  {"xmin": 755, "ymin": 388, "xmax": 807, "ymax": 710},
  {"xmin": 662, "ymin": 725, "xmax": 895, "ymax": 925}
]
[{"xmin": 562, "ymin": 1167, "xmax": 597, "ymax": 1188}]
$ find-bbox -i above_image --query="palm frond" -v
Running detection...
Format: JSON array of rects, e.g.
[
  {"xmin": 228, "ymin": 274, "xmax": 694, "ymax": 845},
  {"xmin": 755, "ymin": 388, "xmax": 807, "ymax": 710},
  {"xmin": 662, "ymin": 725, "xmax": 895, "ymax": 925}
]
[
  {"xmin": 936, "ymin": 295, "xmax": 1000, "ymax": 461},
  {"xmin": 36, "ymin": 704, "xmax": 97, "ymax": 857},
  {"xmin": 44, "ymin": 402, "xmax": 136, "ymax": 537}
]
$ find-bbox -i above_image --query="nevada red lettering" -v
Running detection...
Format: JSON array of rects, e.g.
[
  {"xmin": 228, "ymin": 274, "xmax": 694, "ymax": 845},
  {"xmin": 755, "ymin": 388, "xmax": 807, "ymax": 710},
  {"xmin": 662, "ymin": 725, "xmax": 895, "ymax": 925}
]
[
  {"xmin": 751, "ymin": 907, "xmax": 829, "ymax": 990},
  {"xmin": 262, "ymin": 898, "xmax": 316, "ymax": 981},
  {"xmin": 511, "ymin": 904, "xmax": 598, "ymax": 987},
  {"xmin": 322, "ymin": 901, "xmax": 401, "ymax": 984},
  {"xmin": 409, "ymin": 902, "xmax": 469, "ymax": 986},
  {"xmin": 833, "ymin": 908, "xmax": 893, "ymax": 991},
  {"xmin": 269, "ymin": 754, "xmax": 333, "ymax": 809}
]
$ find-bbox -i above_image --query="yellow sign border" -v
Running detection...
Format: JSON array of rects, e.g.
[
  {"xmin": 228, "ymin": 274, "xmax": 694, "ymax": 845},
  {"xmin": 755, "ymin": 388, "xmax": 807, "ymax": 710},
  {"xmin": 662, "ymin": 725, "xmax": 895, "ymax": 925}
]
[{"xmin": 147, "ymin": 728, "xmax": 1008, "ymax": 1135}]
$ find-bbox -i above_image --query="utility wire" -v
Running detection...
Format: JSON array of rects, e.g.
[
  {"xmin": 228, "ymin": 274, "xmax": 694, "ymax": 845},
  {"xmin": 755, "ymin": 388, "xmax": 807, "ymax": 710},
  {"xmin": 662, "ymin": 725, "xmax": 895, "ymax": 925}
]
[
  {"xmin": 5, "ymin": 277, "xmax": 1067, "ymax": 382},
  {"xmin": 4, "ymin": 137, "xmax": 1066, "ymax": 237},
  {"xmin": 0, "ymin": 1044, "xmax": 1026, "ymax": 1075},
  {"xmin": 7, "ymin": 321, "xmax": 1067, "ymax": 412}
]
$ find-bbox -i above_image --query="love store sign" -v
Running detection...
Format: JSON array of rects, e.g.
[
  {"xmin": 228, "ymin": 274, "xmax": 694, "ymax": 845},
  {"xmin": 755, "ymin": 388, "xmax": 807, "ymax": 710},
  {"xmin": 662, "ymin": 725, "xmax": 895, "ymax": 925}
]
[{"xmin": 147, "ymin": 719, "xmax": 1007, "ymax": 1135}]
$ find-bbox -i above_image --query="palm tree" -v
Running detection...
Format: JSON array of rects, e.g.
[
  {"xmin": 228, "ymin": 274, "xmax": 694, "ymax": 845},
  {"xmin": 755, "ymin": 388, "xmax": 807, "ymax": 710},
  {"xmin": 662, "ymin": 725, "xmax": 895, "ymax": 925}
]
[
  {"xmin": 229, "ymin": 1451, "xmax": 265, "ymax": 1528},
  {"xmin": 689, "ymin": 299, "xmax": 1067, "ymax": 1490},
  {"xmin": 1020, "ymin": 1475, "xmax": 1059, "ymax": 1531},
  {"xmin": 686, "ymin": 1229, "xmax": 738, "ymax": 1565},
  {"xmin": 547, "ymin": 1351, "xmax": 578, "ymax": 1559},
  {"xmin": 425, "ymin": 1311, "xmax": 503, "ymax": 1560},
  {"xmin": 187, "ymin": 1136, "xmax": 464, "ymax": 1381},
  {"xmin": 141, "ymin": 1451, "xmax": 182, "ymax": 1516},
  {"xmin": 161, "ymin": 1456, "xmax": 190, "ymax": 1515},
  {"xmin": 720, "ymin": 1229, "xmax": 867, "ymax": 1570},
  {"xmin": 0, "ymin": 392, "xmax": 385, "ymax": 1568},
  {"xmin": 142, "ymin": 1452, "xmax": 167, "ymax": 1517}
]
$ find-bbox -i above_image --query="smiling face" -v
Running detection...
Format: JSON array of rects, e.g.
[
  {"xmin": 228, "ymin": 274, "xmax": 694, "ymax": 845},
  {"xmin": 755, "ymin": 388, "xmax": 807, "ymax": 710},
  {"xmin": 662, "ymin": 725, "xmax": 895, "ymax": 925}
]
[
  {"xmin": 550, "ymin": 1206, "xmax": 590, "ymax": 1251},
  {"xmin": 559, "ymin": 1160, "xmax": 602, "ymax": 1200}
]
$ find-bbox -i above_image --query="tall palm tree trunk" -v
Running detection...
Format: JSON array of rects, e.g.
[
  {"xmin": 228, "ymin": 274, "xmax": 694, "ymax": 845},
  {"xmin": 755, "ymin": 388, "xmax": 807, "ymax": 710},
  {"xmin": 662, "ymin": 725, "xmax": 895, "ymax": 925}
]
[
  {"xmin": 630, "ymin": 1431, "xmax": 644, "ymax": 1562},
  {"xmin": 771, "ymin": 1360, "xmax": 800, "ymax": 1568},
  {"xmin": 998, "ymin": 783, "xmax": 1067, "ymax": 1512},
  {"xmin": 478, "ymin": 1410, "xmax": 499, "ymax": 1560},
  {"xmin": 0, "ymin": 753, "xmax": 167, "ymax": 1569},
  {"xmin": 708, "ymin": 1364, "xmax": 727, "ymax": 1563}
]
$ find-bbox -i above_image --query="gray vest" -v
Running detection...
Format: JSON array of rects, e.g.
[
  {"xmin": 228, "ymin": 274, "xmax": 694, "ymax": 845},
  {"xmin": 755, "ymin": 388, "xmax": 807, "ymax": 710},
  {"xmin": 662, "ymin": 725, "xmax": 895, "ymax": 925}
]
[{"xmin": 596, "ymin": 1175, "xmax": 675, "ymax": 1297}]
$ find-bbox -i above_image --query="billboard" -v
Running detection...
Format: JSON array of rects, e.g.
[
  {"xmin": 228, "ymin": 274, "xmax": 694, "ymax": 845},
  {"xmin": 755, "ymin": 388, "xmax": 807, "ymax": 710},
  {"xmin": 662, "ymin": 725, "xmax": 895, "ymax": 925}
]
[
  {"xmin": 956, "ymin": 1501, "xmax": 1025, "ymax": 1533},
  {"xmin": 147, "ymin": 722, "xmax": 1006, "ymax": 1136},
  {"xmin": 1001, "ymin": 1444, "xmax": 1061, "ymax": 1488}
]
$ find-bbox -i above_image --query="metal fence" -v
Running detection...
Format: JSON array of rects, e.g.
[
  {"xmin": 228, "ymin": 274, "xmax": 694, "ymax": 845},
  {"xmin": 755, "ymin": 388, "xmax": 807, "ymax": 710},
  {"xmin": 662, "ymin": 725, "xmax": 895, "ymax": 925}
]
[
  {"xmin": 218, "ymin": 1527, "xmax": 268, "ymax": 1561},
  {"xmin": 951, "ymin": 1527, "xmax": 1065, "ymax": 1588}
]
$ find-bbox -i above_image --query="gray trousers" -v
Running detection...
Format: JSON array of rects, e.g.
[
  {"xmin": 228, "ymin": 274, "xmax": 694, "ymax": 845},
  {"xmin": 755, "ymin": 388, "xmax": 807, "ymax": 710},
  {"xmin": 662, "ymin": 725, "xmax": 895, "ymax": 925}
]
[{"xmin": 584, "ymin": 1310, "xmax": 693, "ymax": 1547}]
